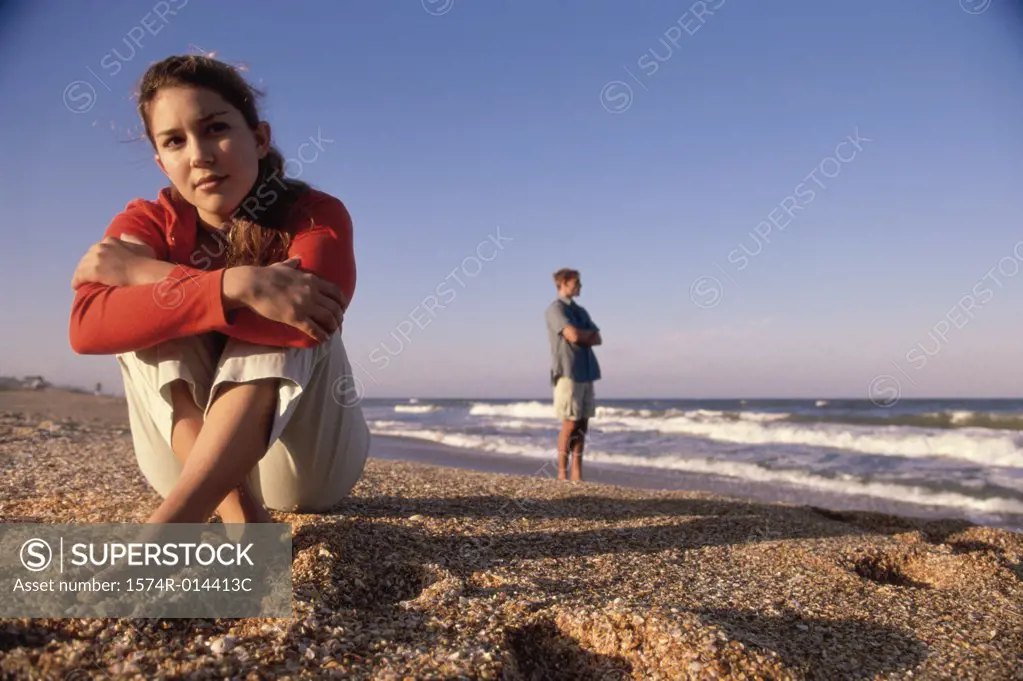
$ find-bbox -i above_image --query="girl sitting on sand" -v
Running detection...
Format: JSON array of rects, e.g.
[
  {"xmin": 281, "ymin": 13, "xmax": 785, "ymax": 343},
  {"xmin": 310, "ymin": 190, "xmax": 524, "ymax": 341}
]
[{"xmin": 68, "ymin": 54, "xmax": 370, "ymax": 525}]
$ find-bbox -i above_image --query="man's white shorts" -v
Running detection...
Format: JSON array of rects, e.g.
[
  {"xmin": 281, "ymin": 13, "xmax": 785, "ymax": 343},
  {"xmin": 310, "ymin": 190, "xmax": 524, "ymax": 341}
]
[{"xmin": 553, "ymin": 377, "xmax": 596, "ymax": 421}]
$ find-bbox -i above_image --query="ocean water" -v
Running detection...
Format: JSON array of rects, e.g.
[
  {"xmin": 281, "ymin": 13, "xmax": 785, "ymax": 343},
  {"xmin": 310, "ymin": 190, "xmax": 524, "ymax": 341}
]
[{"xmin": 363, "ymin": 397, "xmax": 1023, "ymax": 530}]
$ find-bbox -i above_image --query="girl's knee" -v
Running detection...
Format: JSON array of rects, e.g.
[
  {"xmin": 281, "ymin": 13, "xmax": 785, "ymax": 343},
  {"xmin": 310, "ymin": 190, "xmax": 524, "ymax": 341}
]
[
  {"xmin": 213, "ymin": 337, "xmax": 335, "ymax": 400},
  {"xmin": 218, "ymin": 337, "xmax": 331, "ymax": 374}
]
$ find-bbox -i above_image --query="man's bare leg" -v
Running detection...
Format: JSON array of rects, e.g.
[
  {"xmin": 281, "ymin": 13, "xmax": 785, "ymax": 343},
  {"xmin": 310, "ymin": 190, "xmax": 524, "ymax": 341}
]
[
  {"xmin": 148, "ymin": 379, "xmax": 278, "ymax": 524},
  {"xmin": 557, "ymin": 420, "xmax": 577, "ymax": 480},
  {"xmin": 570, "ymin": 418, "xmax": 587, "ymax": 482},
  {"xmin": 167, "ymin": 380, "xmax": 272, "ymax": 524}
]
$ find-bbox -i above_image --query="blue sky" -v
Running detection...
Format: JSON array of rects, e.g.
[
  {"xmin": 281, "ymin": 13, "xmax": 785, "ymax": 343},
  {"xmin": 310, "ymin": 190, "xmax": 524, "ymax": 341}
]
[{"xmin": 2, "ymin": 0, "xmax": 1023, "ymax": 399}]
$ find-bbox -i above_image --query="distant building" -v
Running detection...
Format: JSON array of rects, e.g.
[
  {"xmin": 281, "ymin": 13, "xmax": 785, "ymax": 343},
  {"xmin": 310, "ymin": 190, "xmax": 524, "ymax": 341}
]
[{"xmin": 22, "ymin": 376, "xmax": 49, "ymax": 390}]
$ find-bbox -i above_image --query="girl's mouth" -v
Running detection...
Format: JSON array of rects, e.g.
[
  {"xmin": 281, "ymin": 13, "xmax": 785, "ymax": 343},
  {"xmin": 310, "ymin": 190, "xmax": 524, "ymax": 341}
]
[{"xmin": 195, "ymin": 175, "xmax": 228, "ymax": 191}]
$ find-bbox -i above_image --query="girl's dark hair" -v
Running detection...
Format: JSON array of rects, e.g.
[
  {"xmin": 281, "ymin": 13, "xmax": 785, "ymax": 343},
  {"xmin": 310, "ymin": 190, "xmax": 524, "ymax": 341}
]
[{"xmin": 136, "ymin": 54, "xmax": 309, "ymax": 267}]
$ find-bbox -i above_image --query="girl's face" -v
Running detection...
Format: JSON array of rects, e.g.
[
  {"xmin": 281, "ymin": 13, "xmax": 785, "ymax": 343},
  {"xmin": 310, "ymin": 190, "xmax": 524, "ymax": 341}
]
[{"xmin": 148, "ymin": 85, "xmax": 270, "ymax": 228}]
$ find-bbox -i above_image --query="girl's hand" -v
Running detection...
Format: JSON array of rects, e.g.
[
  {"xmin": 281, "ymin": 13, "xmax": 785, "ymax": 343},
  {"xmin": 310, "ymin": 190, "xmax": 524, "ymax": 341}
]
[
  {"xmin": 240, "ymin": 258, "xmax": 347, "ymax": 343},
  {"xmin": 71, "ymin": 237, "xmax": 152, "ymax": 290}
]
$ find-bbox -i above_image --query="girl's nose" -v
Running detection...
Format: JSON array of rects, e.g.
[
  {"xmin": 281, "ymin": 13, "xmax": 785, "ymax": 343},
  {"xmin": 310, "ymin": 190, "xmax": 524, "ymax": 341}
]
[{"xmin": 190, "ymin": 139, "xmax": 216, "ymax": 167}]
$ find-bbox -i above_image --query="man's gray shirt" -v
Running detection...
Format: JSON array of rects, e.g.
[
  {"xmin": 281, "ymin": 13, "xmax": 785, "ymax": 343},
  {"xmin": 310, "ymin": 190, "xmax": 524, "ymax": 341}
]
[{"xmin": 546, "ymin": 297, "xmax": 601, "ymax": 386}]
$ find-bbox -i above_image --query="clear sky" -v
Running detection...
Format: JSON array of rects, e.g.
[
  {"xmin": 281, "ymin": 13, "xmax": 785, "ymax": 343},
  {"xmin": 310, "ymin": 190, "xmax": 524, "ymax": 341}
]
[{"xmin": 2, "ymin": 0, "xmax": 1023, "ymax": 399}]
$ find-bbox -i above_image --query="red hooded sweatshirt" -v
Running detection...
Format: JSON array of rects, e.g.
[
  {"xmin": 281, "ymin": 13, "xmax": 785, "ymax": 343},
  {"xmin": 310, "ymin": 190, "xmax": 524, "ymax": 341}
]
[{"xmin": 69, "ymin": 187, "xmax": 356, "ymax": 354}]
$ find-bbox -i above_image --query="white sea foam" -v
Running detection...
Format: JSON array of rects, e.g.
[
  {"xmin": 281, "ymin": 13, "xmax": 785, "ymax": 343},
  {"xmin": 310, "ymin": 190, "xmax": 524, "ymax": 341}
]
[
  {"xmin": 736, "ymin": 412, "xmax": 790, "ymax": 423},
  {"xmin": 471, "ymin": 402, "xmax": 789, "ymax": 423},
  {"xmin": 469, "ymin": 401, "xmax": 551, "ymax": 419},
  {"xmin": 597, "ymin": 406, "xmax": 655, "ymax": 419},
  {"xmin": 369, "ymin": 421, "xmax": 541, "ymax": 457},
  {"xmin": 594, "ymin": 413, "xmax": 1023, "ymax": 468},
  {"xmin": 464, "ymin": 403, "xmax": 1023, "ymax": 466},
  {"xmin": 394, "ymin": 404, "xmax": 442, "ymax": 414},
  {"xmin": 496, "ymin": 420, "xmax": 556, "ymax": 431},
  {"xmin": 950, "ymin": 410, "xmax": 976, "ymax": 425},
  {"xmin": 367, "ymin": 421, "xmax": 1023, "ymax": 516},
  {"xmin": 586, "ymin": 453, "xmax": 1023, "ymax": 516}
]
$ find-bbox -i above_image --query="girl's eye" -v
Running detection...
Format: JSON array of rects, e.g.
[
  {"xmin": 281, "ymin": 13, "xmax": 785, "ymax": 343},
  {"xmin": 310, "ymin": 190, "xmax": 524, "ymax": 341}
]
[
  {"xmin": 163, "ymin": 137, "xmax": 183, "ymax": 149},
  {"xmin": 208, "ymin": 122, "xmax": 229, "ymax": 134}
]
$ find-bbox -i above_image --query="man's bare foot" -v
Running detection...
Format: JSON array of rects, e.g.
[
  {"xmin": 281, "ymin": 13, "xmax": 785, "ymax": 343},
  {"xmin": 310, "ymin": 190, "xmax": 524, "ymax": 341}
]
[{"xmin": 557, "ymin": 452, "xmax": 569, "ymax": 480}]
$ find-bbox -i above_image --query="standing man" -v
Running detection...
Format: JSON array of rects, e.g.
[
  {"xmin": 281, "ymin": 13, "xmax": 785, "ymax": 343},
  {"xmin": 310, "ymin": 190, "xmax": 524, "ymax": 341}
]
[{"xmin": 545, "ymin": 268, "xmax": 602, "ymax": 481}]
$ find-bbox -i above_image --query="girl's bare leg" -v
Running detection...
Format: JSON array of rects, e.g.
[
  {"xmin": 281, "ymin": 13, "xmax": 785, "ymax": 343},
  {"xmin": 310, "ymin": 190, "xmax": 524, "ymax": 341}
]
[
  {"xmin": 165, "ymin": 380, "xmax": 271, "ymax": 524},
  {"xmin": 148, "ymin": 379, "xmax": 278, "ymax": 524}
]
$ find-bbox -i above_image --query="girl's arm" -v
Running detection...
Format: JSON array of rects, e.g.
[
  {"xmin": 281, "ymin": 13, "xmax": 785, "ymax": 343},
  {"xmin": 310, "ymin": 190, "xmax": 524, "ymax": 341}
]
[
  {"xmin": 68, "ymin": 225, "xmax": 252, "ymax": 354},
  {"xmin": 69, "ymin": 266, "xmax": 240, "ymax": 355},
  {"xmin": 69, "ymin": 205, "xmax": 249, "ymax": 355},
  {"xmin": 70, "ymin": 259, "xmax": 342, "ymax": 354},
  {"xmin": 69, "ymin": 194, "xmax": 355, "ymax": 354},
  {"xmin": 213, "ymin": 194, "xmax": 356, "ymax": 349}
]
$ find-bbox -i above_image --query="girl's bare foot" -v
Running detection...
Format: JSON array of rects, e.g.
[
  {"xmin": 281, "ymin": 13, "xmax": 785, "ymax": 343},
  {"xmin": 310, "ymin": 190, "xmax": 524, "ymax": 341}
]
[
  {"xmin": 217, "ymin": 484, "xmax": 274, "ymax": 524},
  {"xmin": 216, "ymin": 489, "xmax": 273, "ymax": 541},
  {"xmin": 239, "ymin": 504, "xmax": 274, "ymax": 524}
]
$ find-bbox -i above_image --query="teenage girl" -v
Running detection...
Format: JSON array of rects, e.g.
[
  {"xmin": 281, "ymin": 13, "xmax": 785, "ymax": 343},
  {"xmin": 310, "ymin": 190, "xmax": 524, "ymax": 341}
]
[{"xmin": 69, "ymin": 54, "xmax": 369, "ymax": 525}]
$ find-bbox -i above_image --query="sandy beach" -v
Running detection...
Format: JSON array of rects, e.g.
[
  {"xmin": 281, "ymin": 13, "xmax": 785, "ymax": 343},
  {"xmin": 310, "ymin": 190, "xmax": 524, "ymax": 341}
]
[{"xmin": 1, "ymin": 389, "xmax": 1022, "ymax": 680}]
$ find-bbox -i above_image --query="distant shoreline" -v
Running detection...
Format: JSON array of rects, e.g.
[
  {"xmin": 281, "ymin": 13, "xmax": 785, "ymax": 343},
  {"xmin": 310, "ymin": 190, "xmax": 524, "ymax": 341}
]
[
  {"xmin": 371, "ymin": 433, "xmax": 1023, "ymax": 532},
  {"xmin": 2, "ymin": 388, "xmax": 1018, "ymax": 532}
]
